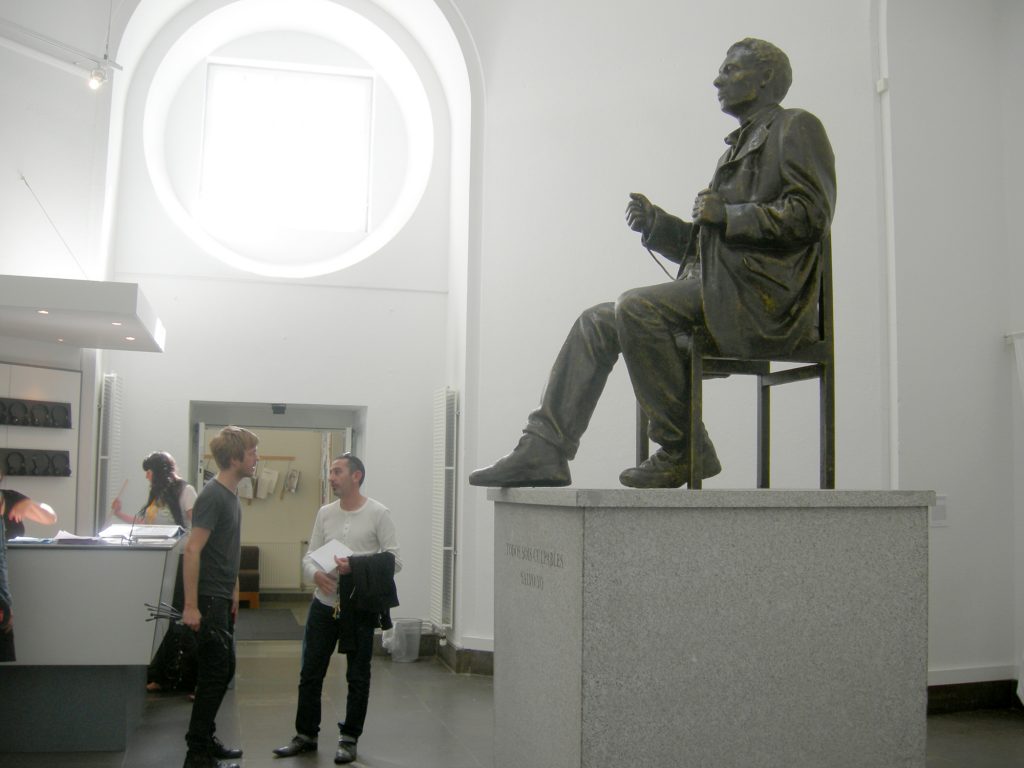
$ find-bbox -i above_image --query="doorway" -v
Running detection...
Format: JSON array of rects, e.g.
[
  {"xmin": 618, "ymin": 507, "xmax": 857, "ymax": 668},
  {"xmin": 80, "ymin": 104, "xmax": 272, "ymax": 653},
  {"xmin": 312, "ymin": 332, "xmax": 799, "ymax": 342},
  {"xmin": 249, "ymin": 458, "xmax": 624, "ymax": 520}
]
[{"xmin": 189, "ymin": 400, "xmax": 364, "ymax": 593}]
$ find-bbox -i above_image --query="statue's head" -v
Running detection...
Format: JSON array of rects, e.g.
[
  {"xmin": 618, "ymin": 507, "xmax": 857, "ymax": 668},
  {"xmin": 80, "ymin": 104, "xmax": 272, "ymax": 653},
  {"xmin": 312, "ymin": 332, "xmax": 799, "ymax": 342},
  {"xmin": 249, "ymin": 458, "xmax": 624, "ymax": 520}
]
[{"xmin": 716, "ymin": 38, "xmax": 792, "ymax": 117}]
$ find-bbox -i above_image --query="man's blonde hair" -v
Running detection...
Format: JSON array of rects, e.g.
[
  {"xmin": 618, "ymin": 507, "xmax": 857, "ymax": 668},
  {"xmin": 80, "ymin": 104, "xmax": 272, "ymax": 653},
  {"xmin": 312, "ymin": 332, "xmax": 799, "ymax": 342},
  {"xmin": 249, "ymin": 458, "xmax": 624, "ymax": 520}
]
[{"xmin": 209, "ymin": 426, "xmax": 259, "ymax": 470}]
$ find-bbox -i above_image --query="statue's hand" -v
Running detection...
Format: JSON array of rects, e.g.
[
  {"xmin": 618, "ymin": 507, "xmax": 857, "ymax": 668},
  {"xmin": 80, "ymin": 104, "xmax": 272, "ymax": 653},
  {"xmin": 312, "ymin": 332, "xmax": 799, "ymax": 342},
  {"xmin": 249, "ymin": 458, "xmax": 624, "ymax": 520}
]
[
  {"xmin": 626, "ymin": 192, "xmax": 654, "ymax": 234},
  {"xmin": 693, "ymin": 189, "xmax": 726, "ymax": 226}
]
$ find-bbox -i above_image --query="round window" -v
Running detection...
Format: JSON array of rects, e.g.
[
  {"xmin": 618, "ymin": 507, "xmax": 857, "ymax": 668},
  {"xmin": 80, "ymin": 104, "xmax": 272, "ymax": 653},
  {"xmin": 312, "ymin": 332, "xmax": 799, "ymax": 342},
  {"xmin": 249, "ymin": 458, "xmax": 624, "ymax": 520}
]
[{"xmin": 143, "ymin": 0, "xmax": 433, "ymax": 278}]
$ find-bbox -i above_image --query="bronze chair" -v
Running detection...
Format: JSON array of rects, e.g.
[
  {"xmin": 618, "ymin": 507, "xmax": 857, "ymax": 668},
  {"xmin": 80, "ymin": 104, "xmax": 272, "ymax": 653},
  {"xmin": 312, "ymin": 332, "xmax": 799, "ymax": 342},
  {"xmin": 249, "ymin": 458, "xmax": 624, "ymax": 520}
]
[{"xmin": 636, "ymin": 236, "xmax": 835, "ymax": 489}]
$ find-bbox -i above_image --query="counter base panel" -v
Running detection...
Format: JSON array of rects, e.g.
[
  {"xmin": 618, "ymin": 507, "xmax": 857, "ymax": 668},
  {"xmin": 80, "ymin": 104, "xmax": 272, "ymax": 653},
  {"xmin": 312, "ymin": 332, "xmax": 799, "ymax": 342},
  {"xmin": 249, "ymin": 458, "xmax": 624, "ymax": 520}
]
[{"xmin": 0, "ymin": 665, "xmax": 147, "ymax": 752}]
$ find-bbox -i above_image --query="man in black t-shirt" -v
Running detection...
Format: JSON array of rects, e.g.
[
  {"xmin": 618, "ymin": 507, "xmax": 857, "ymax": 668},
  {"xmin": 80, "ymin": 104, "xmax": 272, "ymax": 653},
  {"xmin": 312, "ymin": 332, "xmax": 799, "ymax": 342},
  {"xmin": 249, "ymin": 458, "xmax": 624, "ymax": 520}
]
[{"xmin": 181, "ymin": 427, "xmax": 259, "ymax": 768}]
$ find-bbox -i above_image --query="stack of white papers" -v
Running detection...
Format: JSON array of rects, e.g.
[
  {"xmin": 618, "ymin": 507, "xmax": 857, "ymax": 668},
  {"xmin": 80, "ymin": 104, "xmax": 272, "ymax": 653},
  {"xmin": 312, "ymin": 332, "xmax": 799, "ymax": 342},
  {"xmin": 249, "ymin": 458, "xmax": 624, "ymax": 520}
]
[
  {"xmin": 53, "ymin": 529, "xmax": 97, "ymax": 541},
  {"xmin": 97, "ymin": 523, "xmax": 184, "ymax": 539},
  {"xmin": 308, "ymin": 539, "xmax": 354, "ymax": 571}
]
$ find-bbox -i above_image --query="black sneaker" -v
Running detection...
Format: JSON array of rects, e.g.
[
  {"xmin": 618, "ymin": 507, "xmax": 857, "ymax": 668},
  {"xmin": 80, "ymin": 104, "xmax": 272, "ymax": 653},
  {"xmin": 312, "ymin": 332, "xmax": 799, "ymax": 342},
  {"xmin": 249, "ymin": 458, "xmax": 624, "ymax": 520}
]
[
  {"xmin": 212, "ymin": 736, "xmax": 243, "ymax": 759},
  {"xmin": 272, "ymin": 734, "xmax": 318, "ymax": 757},
  {"xmin": 182, "ymin": 750, "xmax": 240, "ymax": 768},
  {"xmin": 335, "ymin": 736, "xmax": 358, "ymax": 764}
]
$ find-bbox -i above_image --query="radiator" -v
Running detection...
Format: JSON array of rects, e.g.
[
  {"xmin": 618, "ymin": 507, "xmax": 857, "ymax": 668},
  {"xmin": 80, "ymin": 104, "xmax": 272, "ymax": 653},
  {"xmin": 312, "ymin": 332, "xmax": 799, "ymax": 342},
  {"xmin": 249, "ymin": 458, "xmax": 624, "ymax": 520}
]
[
  {"xmin": 430, "ymin": 388, "xmax": 458, "ymax": 635},
  {"xmin": 250, "ymin": 541, "xmax": 304, "ymax": 589},
  {"xmin": 96, "ymin": 373, "xmax": 124, "ymax": 531}
]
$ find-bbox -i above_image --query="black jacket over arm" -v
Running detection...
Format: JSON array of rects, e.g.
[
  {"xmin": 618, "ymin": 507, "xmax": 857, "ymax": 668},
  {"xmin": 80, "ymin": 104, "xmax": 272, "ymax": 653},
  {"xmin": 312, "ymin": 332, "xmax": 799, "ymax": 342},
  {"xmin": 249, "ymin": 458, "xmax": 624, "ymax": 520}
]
[{"xmin": 337, "ymin": 552, "xmax": 400, "ymax": 651}]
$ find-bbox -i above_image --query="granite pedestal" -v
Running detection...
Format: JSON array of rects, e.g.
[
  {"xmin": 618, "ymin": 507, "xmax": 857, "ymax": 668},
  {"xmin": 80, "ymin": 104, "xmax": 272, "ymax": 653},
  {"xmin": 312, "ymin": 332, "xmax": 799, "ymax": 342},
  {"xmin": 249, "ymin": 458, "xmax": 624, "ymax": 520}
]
[{"xmin": 491, "ymin": 489, "xmax": 932, "ymax": 768}]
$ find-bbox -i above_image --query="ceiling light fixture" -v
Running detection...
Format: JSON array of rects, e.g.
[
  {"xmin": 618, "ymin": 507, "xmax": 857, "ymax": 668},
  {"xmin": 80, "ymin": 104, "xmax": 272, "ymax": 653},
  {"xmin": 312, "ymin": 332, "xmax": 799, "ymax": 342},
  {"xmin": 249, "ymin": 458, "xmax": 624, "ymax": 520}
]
[
  {"xmin": 0, "ymin": 13, "xmax": 122, "ymax": 90},
  {"xmin": 37, "ymin": 309, "xmax": 49, "ymax": 314}
]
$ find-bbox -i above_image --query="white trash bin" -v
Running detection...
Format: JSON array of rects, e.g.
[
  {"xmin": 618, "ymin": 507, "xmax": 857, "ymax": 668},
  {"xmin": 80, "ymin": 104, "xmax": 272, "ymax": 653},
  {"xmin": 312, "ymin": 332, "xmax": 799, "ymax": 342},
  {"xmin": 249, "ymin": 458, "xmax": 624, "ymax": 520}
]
[{"xmin": 389, "ymin": 619, "xmax": 421, "ymax": 662}]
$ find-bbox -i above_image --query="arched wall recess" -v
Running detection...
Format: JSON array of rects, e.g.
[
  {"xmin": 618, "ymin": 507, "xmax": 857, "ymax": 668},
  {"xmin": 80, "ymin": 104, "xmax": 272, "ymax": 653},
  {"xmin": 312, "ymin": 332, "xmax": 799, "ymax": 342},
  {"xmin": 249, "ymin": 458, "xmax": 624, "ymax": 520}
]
[{"xmin": 142, "ymin": 0, "xmax": 434, "ymax": 278}]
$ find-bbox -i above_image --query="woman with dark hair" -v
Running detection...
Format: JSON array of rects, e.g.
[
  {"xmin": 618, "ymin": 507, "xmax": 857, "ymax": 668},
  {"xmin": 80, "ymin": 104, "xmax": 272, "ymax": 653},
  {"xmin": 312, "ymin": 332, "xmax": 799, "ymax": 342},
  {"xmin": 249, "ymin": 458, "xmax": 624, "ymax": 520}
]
[
  {"xmin": 112, "ymin": 453, "xmax": 199, "ymax": 693},
  {"xmin": 111, "ymin": 451, "xmax": 197, "ymax": 528}
]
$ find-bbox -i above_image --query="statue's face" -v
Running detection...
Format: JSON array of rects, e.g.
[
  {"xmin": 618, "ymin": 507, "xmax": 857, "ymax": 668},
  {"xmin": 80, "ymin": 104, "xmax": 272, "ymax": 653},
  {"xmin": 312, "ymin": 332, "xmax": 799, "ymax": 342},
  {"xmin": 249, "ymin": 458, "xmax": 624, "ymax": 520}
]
[{"xmin": 713, "ymin": 47, "xmax": 768, "ymax": 118}]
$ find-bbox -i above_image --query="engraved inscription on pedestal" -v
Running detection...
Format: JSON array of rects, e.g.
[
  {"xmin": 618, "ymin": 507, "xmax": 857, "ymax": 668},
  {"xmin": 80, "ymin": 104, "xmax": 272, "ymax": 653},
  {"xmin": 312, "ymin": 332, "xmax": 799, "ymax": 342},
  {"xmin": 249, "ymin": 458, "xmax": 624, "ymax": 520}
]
[
  {"xmin": 494, "ymin": 503, "xmax": 583, "ymax": 768},
  {"xmin": 504, "ymin": 542, "xmax": 565, "ymax": 593}
]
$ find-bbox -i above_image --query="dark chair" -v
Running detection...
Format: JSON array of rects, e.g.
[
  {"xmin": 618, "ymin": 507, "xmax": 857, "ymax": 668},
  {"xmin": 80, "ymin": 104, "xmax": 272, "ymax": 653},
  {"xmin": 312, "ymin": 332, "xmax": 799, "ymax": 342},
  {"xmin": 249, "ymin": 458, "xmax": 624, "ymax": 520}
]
[
  {"xmin": 636, "ymin": 236, "xmax": 835, "ymax": 489},
  {"xmin": 238, "ymin": 545, "xmax": 260, "ymax": 609}
]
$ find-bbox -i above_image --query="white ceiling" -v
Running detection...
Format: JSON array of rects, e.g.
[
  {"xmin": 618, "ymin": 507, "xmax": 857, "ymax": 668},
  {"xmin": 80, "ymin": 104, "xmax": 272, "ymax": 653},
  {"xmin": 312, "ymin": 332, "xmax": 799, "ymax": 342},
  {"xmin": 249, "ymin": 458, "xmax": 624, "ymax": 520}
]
[{"xmin": 0, "ymin": 275, "xmax": 166, "ymax": 353}]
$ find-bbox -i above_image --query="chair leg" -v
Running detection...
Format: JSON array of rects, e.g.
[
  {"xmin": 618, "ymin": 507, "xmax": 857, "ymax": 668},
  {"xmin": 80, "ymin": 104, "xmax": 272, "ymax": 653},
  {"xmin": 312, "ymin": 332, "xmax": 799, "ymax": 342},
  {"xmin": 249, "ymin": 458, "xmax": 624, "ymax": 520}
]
[
  {"xmin": 689, "ymin": 348, "xmax": 703, "ymax": 489},
  {"xmin": 636, "ymin": 402, "xmax": 650, "ymax": 465},
  {"xmin": 821, "ymin": 363, "xmax": 836, "ymax": 489},
  {"xmin": 757, "ymin": 375, "xmax": 771, "ymax": 488}
]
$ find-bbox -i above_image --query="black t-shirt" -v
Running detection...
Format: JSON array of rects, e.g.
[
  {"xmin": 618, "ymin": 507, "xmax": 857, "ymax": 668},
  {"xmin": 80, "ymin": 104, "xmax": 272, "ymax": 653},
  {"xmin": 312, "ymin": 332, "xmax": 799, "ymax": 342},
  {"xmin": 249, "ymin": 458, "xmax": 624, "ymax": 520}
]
[
  {"xmin": 191, "ymin": 479, "xmax": 241, "ymax": 599},
  {"xmin": 1, "ymin": 490, "xmax": 28, "ymax": 540}
]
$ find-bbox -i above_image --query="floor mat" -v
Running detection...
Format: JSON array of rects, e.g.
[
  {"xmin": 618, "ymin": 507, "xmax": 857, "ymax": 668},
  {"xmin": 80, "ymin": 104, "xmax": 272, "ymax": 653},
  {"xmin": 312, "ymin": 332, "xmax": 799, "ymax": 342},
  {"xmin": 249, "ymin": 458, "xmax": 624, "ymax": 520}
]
[{"xmin": 234, "ymin": 608, "xmax": 304, "ymax": 641}]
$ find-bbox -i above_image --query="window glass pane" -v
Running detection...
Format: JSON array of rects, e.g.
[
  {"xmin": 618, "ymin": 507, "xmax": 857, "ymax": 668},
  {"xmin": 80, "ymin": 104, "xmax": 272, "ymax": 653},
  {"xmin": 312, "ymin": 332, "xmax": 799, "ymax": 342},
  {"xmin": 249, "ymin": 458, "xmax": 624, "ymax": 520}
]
[{"xmin": 199, "ymin": 63, "xmax": 374, "ymax": 234}]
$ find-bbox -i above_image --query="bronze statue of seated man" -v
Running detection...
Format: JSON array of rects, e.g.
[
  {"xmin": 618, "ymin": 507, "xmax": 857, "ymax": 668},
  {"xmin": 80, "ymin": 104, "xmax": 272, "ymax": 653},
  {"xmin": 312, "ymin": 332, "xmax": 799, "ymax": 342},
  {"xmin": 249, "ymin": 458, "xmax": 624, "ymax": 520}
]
[{"xmin": 470, "ymin": 38, "xmax": 836, "ymax": 489}]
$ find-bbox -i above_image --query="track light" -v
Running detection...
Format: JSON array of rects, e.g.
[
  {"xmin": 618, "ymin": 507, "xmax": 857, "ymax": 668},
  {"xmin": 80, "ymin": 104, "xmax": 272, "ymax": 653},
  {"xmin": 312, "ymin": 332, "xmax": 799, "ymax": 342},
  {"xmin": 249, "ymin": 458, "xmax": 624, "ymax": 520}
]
[
  {"xmin": 0, "ymin": 17, "xmax": 122, "ymax": 91},
  {"xmin": 87, "ymin": 68, "xmax": 106, "ymax": 90}
]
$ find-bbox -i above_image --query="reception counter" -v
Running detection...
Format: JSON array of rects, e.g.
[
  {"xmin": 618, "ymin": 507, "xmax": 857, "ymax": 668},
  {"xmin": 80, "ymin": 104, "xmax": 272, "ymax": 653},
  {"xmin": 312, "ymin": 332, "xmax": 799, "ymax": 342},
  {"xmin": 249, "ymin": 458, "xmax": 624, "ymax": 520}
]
[{"xmin": 0, "ymin": 535, "xmax": 184, "ymax": 752}]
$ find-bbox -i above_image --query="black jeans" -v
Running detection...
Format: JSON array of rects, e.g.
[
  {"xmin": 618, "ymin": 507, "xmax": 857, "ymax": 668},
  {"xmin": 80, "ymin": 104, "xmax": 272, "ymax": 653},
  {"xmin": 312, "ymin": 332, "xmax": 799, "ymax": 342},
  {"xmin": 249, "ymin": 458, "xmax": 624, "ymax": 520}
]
[
  {"xmin": 185, "ymin": 595, "xmax": 235, "ymax": 754},
  {"xmin": 295, "ymin": 599, "xmax": 375, "ymax": 740}
]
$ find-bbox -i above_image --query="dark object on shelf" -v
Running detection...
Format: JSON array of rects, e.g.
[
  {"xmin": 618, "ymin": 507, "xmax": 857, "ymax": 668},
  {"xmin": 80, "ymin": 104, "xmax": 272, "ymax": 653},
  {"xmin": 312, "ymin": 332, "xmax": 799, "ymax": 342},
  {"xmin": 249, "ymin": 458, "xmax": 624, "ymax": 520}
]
[
  {"xmin": 0, "ymin": 398, "xmax": 72, "ymax": 429},
  {"xmin": 0, "ymin": 448, "xmax": 72, "ymax": 477},
  {"xmin": 6, "ymin": 401, "xmax": 29, "ymax": 426},
  {"xmin": 29, "ymin": 453, "xmax": 50, "ymax": 476},
  {"xmin": 50, "ymin": 453, "xmax": 71, "ymax": 476}
]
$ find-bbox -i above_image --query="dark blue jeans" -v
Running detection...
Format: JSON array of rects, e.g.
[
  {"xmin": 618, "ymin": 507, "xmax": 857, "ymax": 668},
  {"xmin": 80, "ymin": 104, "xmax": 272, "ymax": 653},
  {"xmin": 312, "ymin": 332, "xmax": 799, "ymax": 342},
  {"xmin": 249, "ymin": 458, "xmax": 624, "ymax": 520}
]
[
  {"xmin": 185, "ymin": 595, "xmax": 235, "ymax": 754},
  {"xmin": 295, "ymin": 599, "xmax": 375, "ymax": 741}
]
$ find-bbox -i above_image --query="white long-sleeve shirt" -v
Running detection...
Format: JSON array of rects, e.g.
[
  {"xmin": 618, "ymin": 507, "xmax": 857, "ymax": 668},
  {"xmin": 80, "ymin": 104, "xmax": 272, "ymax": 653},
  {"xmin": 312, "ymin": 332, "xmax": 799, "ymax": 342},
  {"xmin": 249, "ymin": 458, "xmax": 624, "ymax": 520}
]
[{"xmin": 302, "ymin": 497, "xmax": 401, "ymax": 606}]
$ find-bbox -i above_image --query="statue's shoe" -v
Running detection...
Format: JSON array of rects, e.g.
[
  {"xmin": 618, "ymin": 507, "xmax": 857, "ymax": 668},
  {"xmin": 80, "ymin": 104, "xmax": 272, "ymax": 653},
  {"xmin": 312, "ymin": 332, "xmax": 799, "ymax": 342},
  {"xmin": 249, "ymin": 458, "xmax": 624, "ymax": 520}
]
[
  {"xmin": 469, "ymin": 436, "xmax": 571, "ymax": 487},
  {"xmin": 619, "ymin": 447, "xmax": 722, "ymax": 489}
]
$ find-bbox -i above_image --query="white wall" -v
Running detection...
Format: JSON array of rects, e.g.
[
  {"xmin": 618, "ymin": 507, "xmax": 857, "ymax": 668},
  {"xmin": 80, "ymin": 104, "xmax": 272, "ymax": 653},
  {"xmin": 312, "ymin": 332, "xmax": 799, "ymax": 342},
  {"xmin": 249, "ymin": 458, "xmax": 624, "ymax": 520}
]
[
  {"xmin": 886, "ymin": 0, "xmax": 1020, "ymax": 684},
  {"xmin": 3, "ymin": 0, "xmax": 1023, "ymax": 686},
  {"xmin": 0, "ymin": 1, "xmax": 113, "ymax": 281},
  {"xmin": 997, "ymin": 0, "xmax": 1024, "ymax": 699},
  {"xmin": 102, "ymin": 277, "xmax": 446, "ymax": 620}
]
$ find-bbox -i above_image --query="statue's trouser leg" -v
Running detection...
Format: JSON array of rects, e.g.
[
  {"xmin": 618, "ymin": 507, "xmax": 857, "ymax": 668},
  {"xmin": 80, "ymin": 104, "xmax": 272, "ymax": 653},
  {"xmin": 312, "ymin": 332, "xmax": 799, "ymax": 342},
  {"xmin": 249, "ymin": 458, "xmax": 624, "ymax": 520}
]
[
  {"xmin": 615, "ymin": 278, "xmax": 710, "ymax": 454},
  {"xmin": 525, "ymin": 302, "xmax": 620, "ymax": 460}
]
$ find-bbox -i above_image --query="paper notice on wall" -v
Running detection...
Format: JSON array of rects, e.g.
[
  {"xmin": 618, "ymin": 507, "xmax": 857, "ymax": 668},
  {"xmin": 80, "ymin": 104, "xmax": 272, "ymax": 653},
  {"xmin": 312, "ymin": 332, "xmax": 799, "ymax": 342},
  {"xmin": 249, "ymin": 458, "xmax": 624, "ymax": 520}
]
[
  {"xmin": 237, "ymin": 477, "xmax": 254, "ymax": 500},
  {"xmin": 256, "ymin": 468, "xmax": 279, "ymax": 499}
]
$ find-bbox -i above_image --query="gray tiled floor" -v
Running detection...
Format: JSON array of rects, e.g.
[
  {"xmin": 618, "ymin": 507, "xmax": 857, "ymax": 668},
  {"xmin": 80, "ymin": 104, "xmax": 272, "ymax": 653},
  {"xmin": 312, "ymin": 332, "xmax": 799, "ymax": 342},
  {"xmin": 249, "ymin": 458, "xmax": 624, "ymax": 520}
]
[
  {"xmin": 926, "ymin": 708, "xmax": 1024, "ymax": 767},
  {"xmin": 2, "ymin": 626, "xmax": 1023, "ymax": 767}
]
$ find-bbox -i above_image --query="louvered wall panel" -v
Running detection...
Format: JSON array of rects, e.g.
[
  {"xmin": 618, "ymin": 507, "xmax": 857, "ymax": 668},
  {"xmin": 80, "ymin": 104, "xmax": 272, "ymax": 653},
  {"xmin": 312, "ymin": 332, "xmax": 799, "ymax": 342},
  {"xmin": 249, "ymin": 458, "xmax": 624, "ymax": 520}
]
[{"xmin": 430, "ymin": 388, "xmax": 457, "ymax": 633}]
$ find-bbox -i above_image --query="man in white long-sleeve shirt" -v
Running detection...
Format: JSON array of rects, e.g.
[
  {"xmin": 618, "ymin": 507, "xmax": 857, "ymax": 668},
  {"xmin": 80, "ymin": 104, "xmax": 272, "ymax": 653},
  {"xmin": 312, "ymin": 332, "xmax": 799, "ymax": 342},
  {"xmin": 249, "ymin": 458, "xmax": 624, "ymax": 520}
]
[{"xmin": 273, "ymin": 453, "xmax": 401, "ymax": 765}]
